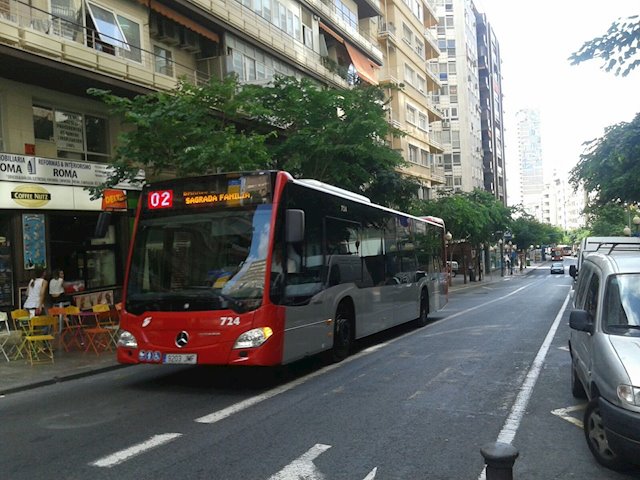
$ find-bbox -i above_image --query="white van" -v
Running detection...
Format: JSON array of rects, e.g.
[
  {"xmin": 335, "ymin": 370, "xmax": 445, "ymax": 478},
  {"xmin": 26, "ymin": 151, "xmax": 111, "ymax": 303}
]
[{"xmin": 569, "ymin": 245, "xmax": 640, "ymax": 470}]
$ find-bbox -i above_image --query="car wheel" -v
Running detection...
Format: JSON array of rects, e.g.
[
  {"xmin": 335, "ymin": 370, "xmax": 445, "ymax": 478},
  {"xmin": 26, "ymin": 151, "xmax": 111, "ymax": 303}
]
[
  {"xmin": 571, "ymin": 365, "xmax": 586, "ymax": 399},
  {"xmin": 331, "ymin": 304, "xmax": 353, "ymax": 363},
  {"xmin": 584, "ymin": 399, "xmax": 627, "ymax": 471}
]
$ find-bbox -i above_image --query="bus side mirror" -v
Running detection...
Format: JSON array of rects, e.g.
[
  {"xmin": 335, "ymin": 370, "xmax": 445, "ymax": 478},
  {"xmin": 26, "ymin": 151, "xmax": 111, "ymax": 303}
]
[{"xmin": 286, "ymin": 209, "xmax": 305, "ymax": 243}]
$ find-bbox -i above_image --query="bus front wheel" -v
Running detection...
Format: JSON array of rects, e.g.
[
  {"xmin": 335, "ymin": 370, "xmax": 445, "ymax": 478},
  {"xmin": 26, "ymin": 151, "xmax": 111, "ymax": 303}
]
[{"xmin": 331, "ymin": 304, "xmax": 353, "ymax": 363}]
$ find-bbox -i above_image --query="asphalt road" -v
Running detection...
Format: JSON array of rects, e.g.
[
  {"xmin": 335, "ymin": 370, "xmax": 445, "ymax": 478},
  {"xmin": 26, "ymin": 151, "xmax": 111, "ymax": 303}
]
[{"xmin": 2, "ymin": 260, "xmax": 639, "ymax": 479}]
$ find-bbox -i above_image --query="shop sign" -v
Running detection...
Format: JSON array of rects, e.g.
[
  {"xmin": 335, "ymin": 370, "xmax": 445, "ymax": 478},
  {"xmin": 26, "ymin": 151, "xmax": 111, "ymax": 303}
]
[
  {"xmin": 0, "ymin": 152, "xmax": 144, "ymax": 189},
  {"xmin": 101, "ymin": 189, "xmax": 127, "ymax": 211},
  {"xmin": 4, "ymin": 183, "xmax": 102, "ymax": 210},
  {"xmin": 11, "ymin": 184, "xmax": 52, "ymax": 207}
]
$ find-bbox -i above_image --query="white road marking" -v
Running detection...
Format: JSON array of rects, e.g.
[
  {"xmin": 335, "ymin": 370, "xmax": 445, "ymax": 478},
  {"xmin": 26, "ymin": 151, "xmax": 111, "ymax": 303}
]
[
  {"xmin": 551, "ymin": 404, "xmax": 586, "ymax": 428},
  {"xmin": 268, "ymin": 444, "xmax": 331, "ymax": 480},
  {"xmin": 267, "ymin": 444, "xmax": 377, "ymax": 480},
  {"xmin": 90, "ymin": 433, "xmax": 182, "ymax": 468},
  {"xmin": 477, "ymin": 290, "xmax": 571, "ymax": 480}
]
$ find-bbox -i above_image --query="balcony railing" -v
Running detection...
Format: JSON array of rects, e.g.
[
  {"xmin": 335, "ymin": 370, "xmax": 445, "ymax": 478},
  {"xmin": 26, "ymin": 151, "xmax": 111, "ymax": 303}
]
[{"xmin": 1, "ymin": 0, "xmax": 213, "ymax": 88}]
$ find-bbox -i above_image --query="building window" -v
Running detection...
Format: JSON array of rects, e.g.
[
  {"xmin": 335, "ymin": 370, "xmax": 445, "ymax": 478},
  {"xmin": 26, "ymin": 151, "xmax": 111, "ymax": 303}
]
[
  {"xmin": 154, "ymin": 45, "xmax": 174, "ymax": 76},
  {"xmin": 418, "ymin": 113, "xmax": 427, "ymax": 131},
  {"xmin": 86, "ymin": 2, "xmax": 129, "ymax": 51},
  {"xmin": 408, "ymin": 144, "xmax": 419, "ymax": 163},
  {"xmin": 404, "ymin": 64, "xmax": 416, "ymax": 86},
  {"xmin": 406, "ymin": 104, "xmax": 417, "ymax": 124},
  {"xmin": 32, "ymin": 105, "xmax": 109, "ymax": 162}
]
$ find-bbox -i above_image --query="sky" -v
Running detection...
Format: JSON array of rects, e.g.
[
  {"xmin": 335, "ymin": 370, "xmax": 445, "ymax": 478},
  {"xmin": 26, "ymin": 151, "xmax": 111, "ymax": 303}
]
[{"xmin": 474, "ymin": 0, "xmax": 640, "ymax": 205}]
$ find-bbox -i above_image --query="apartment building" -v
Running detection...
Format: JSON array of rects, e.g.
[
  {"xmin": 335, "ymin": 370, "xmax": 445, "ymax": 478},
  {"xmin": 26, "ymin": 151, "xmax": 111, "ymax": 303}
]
[
  {"xmin": 432, "ymin": 0, "xmax": 483, "ymax": 194},
  {"xmin": 377, "ymin": 0, "xmax": 445, "ymax": 200},
  {"xmin": 474, "ymin": 7, "xmax": 505, "ymax": 205},
  {"xmin": 516, "ymin": 108, "xmax": 544, "ymax": 215}
]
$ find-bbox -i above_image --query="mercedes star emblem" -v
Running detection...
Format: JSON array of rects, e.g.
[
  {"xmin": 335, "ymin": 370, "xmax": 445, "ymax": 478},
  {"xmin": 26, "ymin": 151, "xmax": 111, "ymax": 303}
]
[{"xmin": 175, "ymin": 331, "xmax": 189, "ymax": 348}]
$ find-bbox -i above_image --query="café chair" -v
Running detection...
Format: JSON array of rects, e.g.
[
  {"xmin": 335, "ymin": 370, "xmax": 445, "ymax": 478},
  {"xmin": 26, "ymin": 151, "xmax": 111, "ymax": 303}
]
[
  {"xmin": 47, "ymin": 306, "xmax": 67, "ymax": 336},
  {"xmin": 0, "ymin": 312, "xmax": 11, "ymax": 362},
  {"xmin": 25, "ymin": 315, "xmax": 57, "ymax": 365},
  {"xmin": 10, "ymin": 308, "xmax": 30, "ymax": 359},
  {"xmin": 61, "ymin": 305, "xmax": 83, "ymax": 351},
  {"xmin": 84, "ymin": 304, "xmax": 113, "ymax": 355}
]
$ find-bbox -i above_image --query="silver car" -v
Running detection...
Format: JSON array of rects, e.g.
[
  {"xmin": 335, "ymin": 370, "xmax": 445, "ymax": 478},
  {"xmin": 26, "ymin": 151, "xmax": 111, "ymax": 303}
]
[{"xmin": 569, "ymin": 249, "xmax": 640, "ymax": 470}]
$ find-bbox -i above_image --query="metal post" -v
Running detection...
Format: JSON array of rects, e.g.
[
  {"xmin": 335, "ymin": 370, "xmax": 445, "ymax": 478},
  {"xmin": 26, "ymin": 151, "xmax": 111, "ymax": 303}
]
[
  {"xmin": 481, "ymin": 442, "xmax": 519, "ymax": 480},
  {"xmin": 500, "ymin": 242, "xmax": 504, "ymax": 277}
]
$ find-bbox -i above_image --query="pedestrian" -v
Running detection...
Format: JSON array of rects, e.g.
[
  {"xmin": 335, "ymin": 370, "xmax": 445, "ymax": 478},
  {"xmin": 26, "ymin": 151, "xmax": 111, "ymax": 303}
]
[
  {"xmin": 49, "ymin": 269, "xmax": 68, "ymax": 306},
  {"xmin": 24, "ymin": 266, "xmax": 48, "ymax": 317}
]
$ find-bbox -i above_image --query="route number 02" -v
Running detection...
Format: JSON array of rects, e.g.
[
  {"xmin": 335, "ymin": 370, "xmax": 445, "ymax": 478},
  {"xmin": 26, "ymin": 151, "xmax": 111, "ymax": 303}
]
[{"xmin": 147, "ymin": 190, "xmax": 173, "ymax": 209}]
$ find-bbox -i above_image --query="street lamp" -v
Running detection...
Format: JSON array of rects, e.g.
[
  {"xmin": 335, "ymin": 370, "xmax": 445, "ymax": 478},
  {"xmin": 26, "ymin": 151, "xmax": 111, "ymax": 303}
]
[
  {"xmin": 499, "ymin": 238, "xmax": 504, "ymax": 276},
  {"xmin": 624, "ymin": 214, "xmax": 640, "ymax": 236}
]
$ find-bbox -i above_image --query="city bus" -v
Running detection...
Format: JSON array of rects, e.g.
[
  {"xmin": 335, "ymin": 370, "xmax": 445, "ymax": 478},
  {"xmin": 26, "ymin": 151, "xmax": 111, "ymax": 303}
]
[{"xmin": 116, "ymin": 171, "xmax": 448, "ymax": 366}]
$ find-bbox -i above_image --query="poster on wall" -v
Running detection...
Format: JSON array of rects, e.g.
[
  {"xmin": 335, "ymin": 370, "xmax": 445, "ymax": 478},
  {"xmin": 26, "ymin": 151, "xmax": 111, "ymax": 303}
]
[{"xmin": 22, "ymin": 213, "xmax": 46, "ymax": 269}]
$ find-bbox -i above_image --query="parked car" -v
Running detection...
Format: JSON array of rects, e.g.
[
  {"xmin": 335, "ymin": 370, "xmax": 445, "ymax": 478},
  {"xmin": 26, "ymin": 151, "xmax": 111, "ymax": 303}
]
[
  {"xmin": 446, "ymin": 260, "xmax": 459, "ymax": 277},
  {"xmin": 569, "ymin": 247, "xmax": 640, "ymax": 470},
  {"xmin": 550, "ymin": 261, "xmax": 564, "ymax": 274}
]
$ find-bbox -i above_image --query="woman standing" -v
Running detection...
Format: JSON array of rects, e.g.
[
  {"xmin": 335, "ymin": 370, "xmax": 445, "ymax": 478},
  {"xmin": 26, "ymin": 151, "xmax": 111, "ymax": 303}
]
[{"xmin": 24, "ymin": 266, "xmax": 48, "ymax": 317}]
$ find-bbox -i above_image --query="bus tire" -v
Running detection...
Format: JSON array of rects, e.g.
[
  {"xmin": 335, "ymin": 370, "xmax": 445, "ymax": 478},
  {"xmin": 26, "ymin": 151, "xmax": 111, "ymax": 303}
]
[
  {"xmin": 331, "ymin": 302, "xmax": 353, "ymax": 363},
  {"xmin": 415, "ymin": 289, "xmax": 429, "ymax": 327}
]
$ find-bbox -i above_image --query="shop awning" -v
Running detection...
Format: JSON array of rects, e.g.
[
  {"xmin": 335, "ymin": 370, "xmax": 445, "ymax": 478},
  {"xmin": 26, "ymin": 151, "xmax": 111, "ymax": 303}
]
[
  {"xmin": 344, "ymin": 42, "xmax": 378, "ymax": 86},
  {"xmin": 319, "ymin": 22, "xmax": 344, "ymax": 43},
  {"xmin": 137, "ymin": 0, "xmax": 220, "ymax": 43}
]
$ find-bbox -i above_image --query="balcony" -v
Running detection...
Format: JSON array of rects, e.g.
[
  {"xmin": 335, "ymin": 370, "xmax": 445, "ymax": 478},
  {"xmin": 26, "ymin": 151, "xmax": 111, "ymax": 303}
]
[{"xmin": 0, "ymin": 0, "xmax": 216, "ymax": 94}]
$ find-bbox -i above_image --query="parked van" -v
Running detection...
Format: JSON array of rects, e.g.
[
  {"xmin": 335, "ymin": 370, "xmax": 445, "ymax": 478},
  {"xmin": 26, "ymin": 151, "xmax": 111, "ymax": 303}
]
[{"xmin": 569, "ymin": 245, "xmax": 640, "ymax": 470}]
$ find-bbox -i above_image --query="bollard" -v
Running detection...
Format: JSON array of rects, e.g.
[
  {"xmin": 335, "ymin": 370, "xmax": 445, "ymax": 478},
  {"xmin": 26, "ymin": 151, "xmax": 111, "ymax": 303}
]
[{"xmin": 480, "ymin": 442, "xmax": 519, "ymax": 480}]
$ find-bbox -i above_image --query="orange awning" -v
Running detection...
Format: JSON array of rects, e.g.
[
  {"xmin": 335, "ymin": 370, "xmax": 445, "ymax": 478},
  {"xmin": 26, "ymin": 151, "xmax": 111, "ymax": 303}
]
[
  {"xmin": 344, "ymin": 42, "xmax": 378, "ymax": 85},
  {"xmin": 138, "ymin": 0, "xmax": 219, "ymax": 43},
  {"xmin": 319, "ymin": 21, "xmax": 344, "ymax": 43}
]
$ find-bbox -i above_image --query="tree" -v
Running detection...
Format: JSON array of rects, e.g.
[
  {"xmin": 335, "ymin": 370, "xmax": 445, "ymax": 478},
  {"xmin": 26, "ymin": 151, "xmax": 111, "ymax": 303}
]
[
  {"xmin": 569, "ymin": 15, "xmax": 640, "ymax": 76},
  {"xmin": 510, "ymin": 210, "xmax": 563, "ymax": 251},
  {"xmin": 87, "ymin": 76, "xmax": 272, "ymax": 198},
  {"xmin": 90, "ymin": 75, "xmax": 416, "ymax": 208},
  {"xmin": 569, "ymin": 112, "xmax": 640, "ymax": 207},
  {"xmin": 583, "ymin": 203, "xmax": 629, "ymax": 236},
  {"xmin": 245, "ymin": 76, "xmax": 417, "ymax": 207}
]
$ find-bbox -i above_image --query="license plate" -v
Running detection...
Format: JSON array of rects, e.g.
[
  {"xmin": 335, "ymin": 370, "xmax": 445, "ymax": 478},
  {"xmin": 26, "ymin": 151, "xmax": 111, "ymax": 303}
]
[{"xmin": 163, "ymin": 353, "xmax": 197, "ymax": 364}]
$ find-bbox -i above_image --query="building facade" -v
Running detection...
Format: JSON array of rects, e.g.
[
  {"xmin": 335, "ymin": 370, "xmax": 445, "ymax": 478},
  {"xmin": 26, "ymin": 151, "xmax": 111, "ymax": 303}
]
[
  {"xmin": 0, "ymin": 0, "xmax": 448, "ymax": 310},
  {"xmin": 377, "ymin": 0, "xmax": 446, "ymax": 199},
  {"xmin": 474, "ymin": 7, "xmax": 506, "ymax": 205},
  {"xmin": 432, "ymin": 0, "xmax": 483, "ymax": 194},
  {"xmin": 516, "ymin": 108, "xmax": 544, "ymax": 216}
]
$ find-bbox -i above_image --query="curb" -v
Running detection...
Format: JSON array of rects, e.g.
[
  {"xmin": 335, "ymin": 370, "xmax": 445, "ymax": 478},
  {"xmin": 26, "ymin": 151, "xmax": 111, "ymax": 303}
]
[{"xmin": 0, "ymin": 363, "xmax": 129, "ymax": 396}]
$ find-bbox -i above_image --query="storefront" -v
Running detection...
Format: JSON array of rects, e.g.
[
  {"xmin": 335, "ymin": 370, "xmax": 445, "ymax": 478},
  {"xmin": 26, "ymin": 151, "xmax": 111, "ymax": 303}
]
[{"xmin": 0, "ymin": 152, "xmax": 141, "ymax": 310}]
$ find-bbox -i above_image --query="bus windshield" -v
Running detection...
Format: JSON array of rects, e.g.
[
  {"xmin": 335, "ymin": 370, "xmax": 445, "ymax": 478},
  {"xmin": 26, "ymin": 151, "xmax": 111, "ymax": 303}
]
[{"xmin": 126, "ymin": 204, "xmax": 273, "ymax": 315}]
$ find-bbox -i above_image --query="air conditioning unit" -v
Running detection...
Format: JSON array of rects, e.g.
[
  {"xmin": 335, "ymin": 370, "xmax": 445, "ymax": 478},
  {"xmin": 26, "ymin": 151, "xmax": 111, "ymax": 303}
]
[
  {"xmin": 180, "ymin": 29, "xmax": 201, "ymax": 53},
  {"xmin": 157, "ymin": 18, "xmax": 180, "ymax": 46}
]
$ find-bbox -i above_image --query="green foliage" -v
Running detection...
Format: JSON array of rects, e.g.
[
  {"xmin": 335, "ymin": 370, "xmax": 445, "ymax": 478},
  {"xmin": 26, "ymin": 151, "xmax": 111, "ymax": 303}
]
[
  {"xmin": 411, "ymin": 189, "xmax": 511, "ymax": 246},
  {"xmin": 87, "ymin": 76, "xmax": 271, "ymax": 198},
  {"xmin": 246, "ymin": 76, "xmax": 414, "ymax": 206},
  {"xmin": 89, "ymin": 75, "xmax": 414, "ymax": 208},
  {"xmin": 569, "ymin": 15, "xmax": 640, "ymax": 77},
  {"xmin": 583, "ymin": 203, "xmax": 629, "ymax": 236},
  {"xmin": 510, "ymin": 211, "xmax": 563, "ymax": 250},
  {"xmin": 569, "ymin": 112, "xmax": 640, "ymax": 207}
]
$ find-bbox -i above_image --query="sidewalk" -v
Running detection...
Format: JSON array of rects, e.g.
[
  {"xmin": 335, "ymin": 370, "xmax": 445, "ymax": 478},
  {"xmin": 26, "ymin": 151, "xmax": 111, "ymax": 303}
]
[
  {"xmin": 448, "ymin": 260, "xmax": 547, "ymax": 292},
  {"xmin": 1, "ymin": 261, "xmax": 548, "ymax": 395},
  {"xmin": 0, "ymin": 343, "xmax": 123, "ymax": 395}
]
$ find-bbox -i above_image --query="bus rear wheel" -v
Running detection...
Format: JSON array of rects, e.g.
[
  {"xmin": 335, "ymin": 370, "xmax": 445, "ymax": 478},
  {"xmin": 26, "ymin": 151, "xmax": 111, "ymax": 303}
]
[
  {"xmin": 415, "ymin": 289, "xmax": 429, "ymax": 327},
  {"xmin": 331, "ymin": 304, "xmax": 353, "ymax": 363}
]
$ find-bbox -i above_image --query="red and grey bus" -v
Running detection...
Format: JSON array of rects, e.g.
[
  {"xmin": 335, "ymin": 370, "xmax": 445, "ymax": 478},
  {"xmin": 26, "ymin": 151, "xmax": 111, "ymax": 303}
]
[{"xmin": 117, "ymin": 171, "xmax": 448, "ymax": 366}]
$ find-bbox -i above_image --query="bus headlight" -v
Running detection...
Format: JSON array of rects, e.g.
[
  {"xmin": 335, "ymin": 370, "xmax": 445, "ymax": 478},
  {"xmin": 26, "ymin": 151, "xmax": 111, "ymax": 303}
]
[
  {"xmin": 117, "ymin": 330, "xmax": 138, "ymax": 349},
  {"xmin": 233, "ymin": 327, "xmax": 273, "ymax": 349}
]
